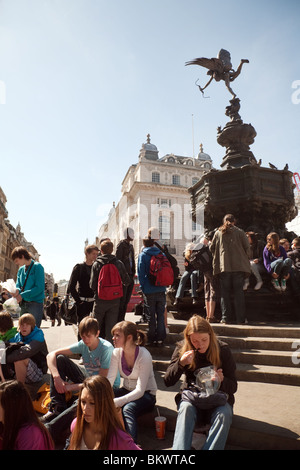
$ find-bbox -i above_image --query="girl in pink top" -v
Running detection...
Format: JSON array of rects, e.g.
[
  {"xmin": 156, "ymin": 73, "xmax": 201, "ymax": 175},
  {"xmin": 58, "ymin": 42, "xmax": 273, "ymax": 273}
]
[
  {"xmin": 67, "ymin": 375, "xmax": 141, "ymax": 450},
  {"xmin": 0, "ymin": 380, "xmax": 54, "ymax": 450}
]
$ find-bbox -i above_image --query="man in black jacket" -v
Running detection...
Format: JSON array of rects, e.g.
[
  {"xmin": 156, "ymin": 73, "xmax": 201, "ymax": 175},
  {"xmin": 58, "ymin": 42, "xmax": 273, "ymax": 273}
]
[
  {"xmin": 90, "ymin": 240, "xmax": 130, "ymax": 343},
  {"xmin": 116, "ymin": 227, "xmax": 136, "ymax": 322},
  {"xmin": 68, "ymin": 244, "xmax": 99, "ymax": 338}
]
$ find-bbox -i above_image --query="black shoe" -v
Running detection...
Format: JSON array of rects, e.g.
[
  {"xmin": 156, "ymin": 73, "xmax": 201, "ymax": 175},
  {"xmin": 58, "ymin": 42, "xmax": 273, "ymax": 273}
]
[{"xmin": 192, "ymin": 298, "xmax": 198, "ymax": 305}]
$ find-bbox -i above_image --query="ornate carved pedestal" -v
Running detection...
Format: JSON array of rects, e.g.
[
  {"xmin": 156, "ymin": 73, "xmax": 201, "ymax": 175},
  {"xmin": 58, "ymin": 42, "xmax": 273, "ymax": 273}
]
[
  {"xmin": 186, "ymin": 99, "xmax": 299, "ymax": 321},
  {"xmin": 190, "ymin": 98, "xmax": 297, "ymax": 239}
]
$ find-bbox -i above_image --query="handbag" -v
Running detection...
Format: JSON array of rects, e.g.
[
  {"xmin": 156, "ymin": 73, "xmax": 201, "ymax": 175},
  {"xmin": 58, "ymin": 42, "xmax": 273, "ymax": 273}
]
[
  {"xmin": 181, "ymin": 385, "xmax": 228, "ymax": 410},
  {"xmin": 60, "ymin": 295, "xmax": 78, "ymax": 325}
]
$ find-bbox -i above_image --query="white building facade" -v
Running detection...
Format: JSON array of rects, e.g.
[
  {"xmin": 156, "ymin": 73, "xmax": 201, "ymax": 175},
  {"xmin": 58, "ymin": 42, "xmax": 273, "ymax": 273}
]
[{"xmin": 98, "ymin": 135, "xmax": 213, "ymax": 272}]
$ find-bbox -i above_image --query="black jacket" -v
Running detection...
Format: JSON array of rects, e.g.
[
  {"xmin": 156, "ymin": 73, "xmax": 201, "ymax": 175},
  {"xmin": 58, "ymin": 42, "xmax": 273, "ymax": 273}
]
[
  {"xmin": 68, "ymin": 263, "xmax": 94, "ymax": 303},
  {"xmin": 116, "ymin": 239, "xmax": 135, "ymax": 277},
  {"xmin": 164, "ymin": 340, "xmax": 237, "ymax": 407}
]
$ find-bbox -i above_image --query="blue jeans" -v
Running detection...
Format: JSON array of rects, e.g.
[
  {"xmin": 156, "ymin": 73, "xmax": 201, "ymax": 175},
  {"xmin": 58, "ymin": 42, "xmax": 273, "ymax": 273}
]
[
  {"xmin": 114, "ymin": 387, "xmax": 156, "ymax": 442},
  {"xmin": 20, "ymin": 301, "xmax": 44, "ymax": 328},
  {"xmin": 172, "ymin": 400, "xmax": 233, "ymax": 450},
  {"xmin": 270, "ymin": 258, "xmax": 292, "ymax": 278},
  {"xmin": 143, "ymin": 291, "xmax": 166, "ymax": 343},
  {"xmin": 176, "ymin": 270, "xmax": 198, "ymax": 298},
  {"xmin": 219, "ymin": 271, "xmax": 245, "ymax": 323}
]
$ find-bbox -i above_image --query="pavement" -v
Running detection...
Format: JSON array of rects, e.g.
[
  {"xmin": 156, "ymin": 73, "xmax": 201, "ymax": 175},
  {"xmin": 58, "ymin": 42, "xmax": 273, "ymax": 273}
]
[{"xmin": 37, "ymin": 312, "xmax": 300, "ymax": 451}]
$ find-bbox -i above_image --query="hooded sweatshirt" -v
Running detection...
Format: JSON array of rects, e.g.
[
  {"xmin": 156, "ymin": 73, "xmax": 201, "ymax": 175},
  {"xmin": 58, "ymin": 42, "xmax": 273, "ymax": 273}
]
[{"xmin": 7, "ymin": 325, "xmax": 48, "ymax": 373}]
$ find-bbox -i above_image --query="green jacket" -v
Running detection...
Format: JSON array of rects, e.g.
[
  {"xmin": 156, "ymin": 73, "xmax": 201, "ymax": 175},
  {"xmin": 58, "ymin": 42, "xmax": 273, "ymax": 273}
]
[{"xmin": 210, "ymin": 225, "xmax": 251, "ymax": 275}]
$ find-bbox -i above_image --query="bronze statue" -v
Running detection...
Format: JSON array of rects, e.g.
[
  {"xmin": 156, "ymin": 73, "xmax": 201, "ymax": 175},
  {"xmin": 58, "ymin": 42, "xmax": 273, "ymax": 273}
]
[{"xmin": 185, "ymin": 49, "xmax": 249, "ymax": 98}]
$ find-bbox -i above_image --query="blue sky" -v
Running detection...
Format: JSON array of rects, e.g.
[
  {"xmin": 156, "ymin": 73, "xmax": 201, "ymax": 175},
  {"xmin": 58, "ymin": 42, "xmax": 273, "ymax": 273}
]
[{"xmin": 0, "ymin": 0, "xmax": 299, "ymax": 281}]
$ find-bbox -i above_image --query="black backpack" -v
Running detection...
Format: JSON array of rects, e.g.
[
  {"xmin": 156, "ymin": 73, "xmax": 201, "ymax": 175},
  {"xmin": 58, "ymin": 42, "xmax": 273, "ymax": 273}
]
[{"xmin": 189, "ymin": 243, "xmax": 212, "ymax": 273}]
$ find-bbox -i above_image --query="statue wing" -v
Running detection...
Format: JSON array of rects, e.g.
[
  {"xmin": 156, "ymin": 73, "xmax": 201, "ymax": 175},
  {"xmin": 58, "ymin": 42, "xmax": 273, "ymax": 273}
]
[{"xmin": 185, "ymin": 57, "xmax": 223, "ymax": 73}]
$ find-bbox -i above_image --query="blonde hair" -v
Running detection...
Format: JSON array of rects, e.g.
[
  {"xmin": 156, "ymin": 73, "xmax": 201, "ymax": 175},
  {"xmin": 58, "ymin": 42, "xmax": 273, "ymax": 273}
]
[
  {"xmin": 179, "ymin": 315, "xmax": 221, "ymax": 369},
  {"xmin": 184, "ymin": 242, "xmax": 194, "ymax": 261}
]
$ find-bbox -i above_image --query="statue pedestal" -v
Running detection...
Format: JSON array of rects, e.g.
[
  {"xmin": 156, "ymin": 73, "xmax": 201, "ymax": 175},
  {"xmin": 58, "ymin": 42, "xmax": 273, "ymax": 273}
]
[
  {"xmin": 190, "ymin": 164, "xmax": 297, "ymax": 238},
  {"xmin": 190, "ymin": 97, "xmax": 297, "ymax": 238},
  {"xmin": 187, "ymin": 98, "xmax": 299, "ymax": 323}
]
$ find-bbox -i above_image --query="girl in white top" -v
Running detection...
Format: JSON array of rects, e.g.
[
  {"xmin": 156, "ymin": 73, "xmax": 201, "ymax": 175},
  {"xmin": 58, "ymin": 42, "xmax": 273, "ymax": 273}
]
[{"xmin": 107, "ymin": 321, "xmax": 157, "ymax": 442}]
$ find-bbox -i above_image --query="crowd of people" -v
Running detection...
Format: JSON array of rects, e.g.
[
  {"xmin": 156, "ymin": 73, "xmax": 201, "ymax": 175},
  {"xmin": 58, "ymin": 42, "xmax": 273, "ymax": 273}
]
[{"xmin": 0, "ymin": 216, "xmax": 299, "ymax": 450}]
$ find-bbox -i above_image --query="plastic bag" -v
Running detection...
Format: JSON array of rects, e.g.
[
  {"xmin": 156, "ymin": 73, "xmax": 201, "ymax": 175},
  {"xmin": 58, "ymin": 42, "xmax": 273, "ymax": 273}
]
[
  {"xmin": 0, "ymin": 279, "xmax": 17, "ymax": 294},
  {"xmin": 0, "ymin": 340, "xmax": 6, "ymax": 364},
  {"xmin": 195, "ymin": 366, "xmax": 221, "ymax": 396},
  {"xmin": 3, "ymin": 297, "xmax": 21, "ymax": 318}
]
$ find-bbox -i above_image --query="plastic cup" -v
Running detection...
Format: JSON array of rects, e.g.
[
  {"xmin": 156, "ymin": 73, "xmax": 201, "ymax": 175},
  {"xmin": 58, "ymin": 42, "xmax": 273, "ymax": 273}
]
[{"xmin": 155, "ymin": 416, "xmax": 166, "ymax": 439}]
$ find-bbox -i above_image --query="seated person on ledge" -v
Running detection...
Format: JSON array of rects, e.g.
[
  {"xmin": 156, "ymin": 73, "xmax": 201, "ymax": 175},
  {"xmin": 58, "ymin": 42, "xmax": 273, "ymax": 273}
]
[{"xmin": 5, "ymin": 313, "xmax": 48, "ymax": 384}]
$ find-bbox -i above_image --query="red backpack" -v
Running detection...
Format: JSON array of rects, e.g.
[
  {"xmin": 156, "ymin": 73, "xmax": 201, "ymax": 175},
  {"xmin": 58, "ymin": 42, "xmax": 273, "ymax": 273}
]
[
  {"xmin": 97, "ymin": 261, "xmax": 123, "ymax": 301},
  {"xmin": 149, "ymin": 252, "xmax": 174, "ymax": 287}
]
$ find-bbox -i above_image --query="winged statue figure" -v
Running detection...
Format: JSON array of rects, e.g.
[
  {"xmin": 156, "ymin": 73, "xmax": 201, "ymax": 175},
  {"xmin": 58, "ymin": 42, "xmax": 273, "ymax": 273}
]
[{"xmin": 185, "ymin": 49, "xmax": 249, "ymax": 98}]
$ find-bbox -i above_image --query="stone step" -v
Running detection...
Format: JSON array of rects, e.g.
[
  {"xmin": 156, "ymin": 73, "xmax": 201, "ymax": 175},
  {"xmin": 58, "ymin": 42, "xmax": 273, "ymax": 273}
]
[
  {"xmin": 212, "ymin": 323, "xmax": 300, "ymax": 339},
  {"xmin": 231, "ymin": 348, "xmax": 299, "ymax": 368},
  {"xmin": 236, "ymin": 363, "xmax": 300, "ymax": 386},
  {"xmin": 151, "ymin": 357, "xmax": 300, "ymax": 386},
  {"xmin": 217, "ymin": 335, "xmax": 299, "ymax": 352}
]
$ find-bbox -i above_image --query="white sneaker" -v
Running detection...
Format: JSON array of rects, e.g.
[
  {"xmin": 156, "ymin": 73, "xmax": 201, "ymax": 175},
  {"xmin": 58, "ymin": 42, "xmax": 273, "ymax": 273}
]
[
  {"xmin": 243, "ymin": 280, "xmax": 249, "ymax": 291},
  {"xmin": 254, "ymin": 281, "xmax": 263, "ymax": 290},
  {"xmin": 271, "ymin": 279, "xmax": 281, "ymax": 291},
  {"xmin": 281, "ymin": 279, "xmax": 287, "ymax": 292}
]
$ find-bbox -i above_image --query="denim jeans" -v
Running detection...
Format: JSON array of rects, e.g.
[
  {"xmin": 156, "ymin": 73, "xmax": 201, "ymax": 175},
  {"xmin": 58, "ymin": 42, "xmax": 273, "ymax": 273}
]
[
  {"xmin": 20, "ymin": 301, "xmax": 44, "ymax": 328},
  {"xmin": 219, "ymin": 271, "xmax": 245, "ymax": 323},
  {"xmin": 114, "ymin": 387, "xmax": 156, "ymax": 442},
  {"xmin": 143, "ymin": 291, "xmax": 166, "ymax": 343},
  {"xmin": 172, "ymin": 400, "xmax": 233, "ymax": 450},
  {"xmin": 176, "ymin": 270, "xmax": 198, "ymax": 298},
  {"xmin": 270, "ymin": 258, "xmax": 292, "ymax": 278}
]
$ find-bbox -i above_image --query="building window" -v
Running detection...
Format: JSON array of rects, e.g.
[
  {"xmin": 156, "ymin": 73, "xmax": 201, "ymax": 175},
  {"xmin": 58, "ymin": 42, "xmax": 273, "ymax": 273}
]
[
  {"xmin": 159, "ymin": 215, "xmax": 170, "ymax": 244},
  {"xmin": 152, "ymin": 172, "xmax": 160, "ymax": 183},
  {"xmin": 192, "ymin": 177, "xmax": 199, "ymax": 185},
  {"xmin": 157, "ymin": 198, "xmax": 171, "ymax": 208},
  {"xmin": 172, "ymin": 174, "xmax": 180, "ymax": 186}
]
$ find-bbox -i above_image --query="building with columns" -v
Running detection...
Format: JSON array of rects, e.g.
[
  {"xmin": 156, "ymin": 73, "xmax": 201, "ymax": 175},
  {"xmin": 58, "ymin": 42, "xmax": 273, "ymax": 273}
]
[{"xmin": 97, "ymin": 135, "xmax": 213, "ymax": 273}]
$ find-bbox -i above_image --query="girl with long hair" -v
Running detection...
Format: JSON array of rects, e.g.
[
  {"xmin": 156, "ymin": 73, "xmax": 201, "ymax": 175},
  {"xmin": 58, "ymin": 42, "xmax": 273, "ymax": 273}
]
[
  {"xmin": 107, "ymin": 321, "xmax": 157, "ymax": 442},
  {"xmin": 67, "ymin": 375, "xmax": 140, "ymax": 450},
  {"xmin": 164, "ymin": 315, "xmax": 237, "ymax": 450},
  {"xmin": 263, "ymin": 232, "xmax": 292, "ymax": 292},
  {"xmin": 0, "ymin": 380, "xmax": 54, "ymax": 450}
]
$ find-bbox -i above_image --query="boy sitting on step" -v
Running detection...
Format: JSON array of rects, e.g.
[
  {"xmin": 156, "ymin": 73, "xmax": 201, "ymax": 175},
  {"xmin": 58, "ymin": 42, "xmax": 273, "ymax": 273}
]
[{"xmin": 4, "ymin": 313, "xmax": 48, "ymax": 384}]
